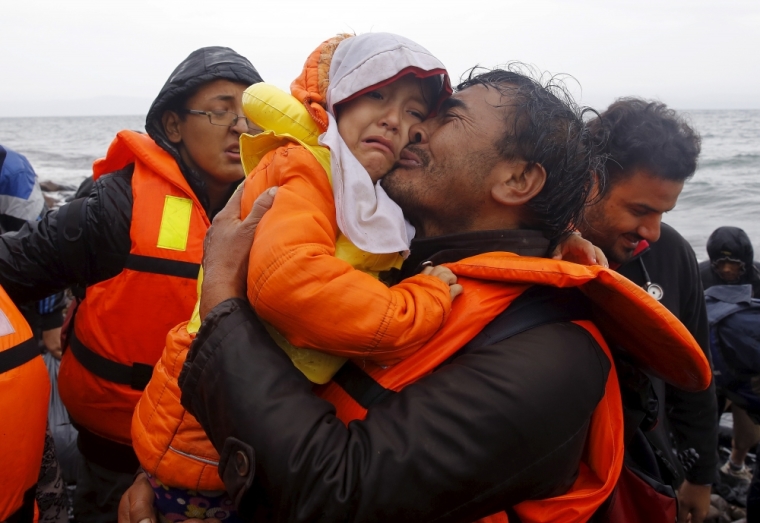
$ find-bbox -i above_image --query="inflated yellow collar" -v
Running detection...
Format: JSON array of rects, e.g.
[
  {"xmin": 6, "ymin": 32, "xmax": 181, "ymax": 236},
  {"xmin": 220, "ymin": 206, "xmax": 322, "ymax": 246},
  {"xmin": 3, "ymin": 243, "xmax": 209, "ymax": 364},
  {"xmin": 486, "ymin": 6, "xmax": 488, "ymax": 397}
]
[{"xmin": 240, "ymin": 83, "xmax": 332, "ymax": 181}]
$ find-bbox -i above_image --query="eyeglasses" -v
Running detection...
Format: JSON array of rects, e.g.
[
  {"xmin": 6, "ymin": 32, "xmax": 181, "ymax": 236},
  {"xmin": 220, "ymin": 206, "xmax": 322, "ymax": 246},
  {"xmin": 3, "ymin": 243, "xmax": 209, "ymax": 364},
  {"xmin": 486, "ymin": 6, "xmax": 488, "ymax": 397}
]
[{"xmin": 184, "ymin": 109, "xmax": 262, "ymax": 134}]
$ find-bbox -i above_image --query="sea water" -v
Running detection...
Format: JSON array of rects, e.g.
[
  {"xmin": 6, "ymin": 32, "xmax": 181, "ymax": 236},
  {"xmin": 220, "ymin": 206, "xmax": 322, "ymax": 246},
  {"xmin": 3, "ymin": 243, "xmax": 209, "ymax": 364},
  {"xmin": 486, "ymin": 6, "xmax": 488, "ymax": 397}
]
[
  {"xmin": 1, "ymin": 111, "xmax": 758, "ymax": 261},
  {"xmin": 666, "ymin": 110, "xmax": 760, "ymax": 260}
]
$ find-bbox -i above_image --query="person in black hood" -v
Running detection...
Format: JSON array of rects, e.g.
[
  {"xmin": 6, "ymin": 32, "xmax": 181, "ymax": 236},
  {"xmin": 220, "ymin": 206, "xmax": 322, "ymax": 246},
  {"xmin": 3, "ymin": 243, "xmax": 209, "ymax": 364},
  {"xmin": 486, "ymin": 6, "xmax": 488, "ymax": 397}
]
[
  {"xmin": 145, "ymin": 46, "xmax": 263, "ymax": 213},
  {"xmin": 700, "ymin": 227, "xmax": 760, "ymax": 485},
  {"xmin": 700, "ymin": 226, "xmax": 760, "ymax": 297},
  {"xmin": 0, "ymin": 46, "xmax": 262, "ymax": 523}
]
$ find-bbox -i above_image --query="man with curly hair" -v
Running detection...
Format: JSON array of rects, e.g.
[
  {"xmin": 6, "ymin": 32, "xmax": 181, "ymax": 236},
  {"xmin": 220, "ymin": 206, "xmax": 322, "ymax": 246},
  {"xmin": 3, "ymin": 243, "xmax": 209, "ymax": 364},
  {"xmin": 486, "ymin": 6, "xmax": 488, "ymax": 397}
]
[
  {"xmin": 120, "ymin": 71, "xmax": 711, "ymax": 523},
  {"xmin": 580, "ymin": 98, "xmax": 718, "ymax": 523}
]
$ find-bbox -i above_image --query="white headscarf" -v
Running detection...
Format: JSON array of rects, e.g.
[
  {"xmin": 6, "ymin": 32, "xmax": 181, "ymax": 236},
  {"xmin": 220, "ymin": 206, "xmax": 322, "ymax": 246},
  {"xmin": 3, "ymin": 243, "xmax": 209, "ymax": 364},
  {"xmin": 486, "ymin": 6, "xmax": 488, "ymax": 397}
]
[{"xmin": 317, "ymin": 33, "xmax": 448, "ymax": 255}]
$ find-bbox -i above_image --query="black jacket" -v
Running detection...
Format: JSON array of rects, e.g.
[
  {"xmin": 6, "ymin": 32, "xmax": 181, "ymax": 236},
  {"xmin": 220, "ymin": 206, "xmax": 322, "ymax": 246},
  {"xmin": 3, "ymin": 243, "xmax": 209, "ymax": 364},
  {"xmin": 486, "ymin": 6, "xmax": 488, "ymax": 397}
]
[
  {"xmin": 0, "ymin": 47, "xmax": 262, "ymax": 305},
  {"xmin": 179, "ymin": 231, "xmax": 611, "ymax": 522},
  {"xmin": 0, "ymin": 144, "xmax": 67, "ymax": 328},
  {"xmin": 618, "ymin": 223, "xmax": 719, "ymax": 486}
]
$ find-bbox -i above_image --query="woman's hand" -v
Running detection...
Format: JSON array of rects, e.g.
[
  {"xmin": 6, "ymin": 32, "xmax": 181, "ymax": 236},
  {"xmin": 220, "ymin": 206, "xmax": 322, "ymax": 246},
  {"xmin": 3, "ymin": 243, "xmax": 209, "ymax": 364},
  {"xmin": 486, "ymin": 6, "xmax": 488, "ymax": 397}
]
[{"xmin": 199, "ymin": 186, "xmax": 277, "ymax": 319}]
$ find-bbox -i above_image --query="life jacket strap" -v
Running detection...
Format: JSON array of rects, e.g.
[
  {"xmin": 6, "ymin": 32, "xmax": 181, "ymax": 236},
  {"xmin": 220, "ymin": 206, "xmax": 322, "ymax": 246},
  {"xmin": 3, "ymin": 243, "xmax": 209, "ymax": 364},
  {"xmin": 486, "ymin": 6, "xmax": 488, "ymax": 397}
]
[
  {"xmin": 57, "ymin": 196, "xmax": 90, "ymax": 285},
  {"xmin": 333, "ymin": 286, "xmax": 592, "ymax": 409},
  {"xmin": 0, "ymin": 337, "xmax": 39, "ymax": 374},
  {"xmin": 5, "ymin": 484, "xmax": 37, "ymax": 523},
  {"xmin": 460, "ymin": 286, "xmax": 590, "ymax": 351},
  {"xmin": 69, "ymin": 329, "xmax": 153, "ymax": 390},
  {"xmin": 332, "ymin": 361, "xmax": 395, "ymax": 409},
  {"xmin": 124, "ymin": 254, "xmax": 200, "ymax": 280},
  {"xmin": 75, "ymin": 423, "xmax": 140, "ymax": 474}
]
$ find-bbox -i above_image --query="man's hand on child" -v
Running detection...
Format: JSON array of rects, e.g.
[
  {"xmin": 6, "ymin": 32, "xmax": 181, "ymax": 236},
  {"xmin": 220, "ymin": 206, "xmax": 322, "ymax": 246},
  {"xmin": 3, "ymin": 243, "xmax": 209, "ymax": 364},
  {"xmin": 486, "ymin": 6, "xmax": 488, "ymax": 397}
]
[
  {"xmin": 551, "ymin": 232, "xmax": 609, "ymax": 268},
  {"xmin": 199, "ymin": 185, "xmax": 278, "ymax": 319},
  {"xmin": 422, "ymin": 265, "xmax": 463, "ymax": 300}
]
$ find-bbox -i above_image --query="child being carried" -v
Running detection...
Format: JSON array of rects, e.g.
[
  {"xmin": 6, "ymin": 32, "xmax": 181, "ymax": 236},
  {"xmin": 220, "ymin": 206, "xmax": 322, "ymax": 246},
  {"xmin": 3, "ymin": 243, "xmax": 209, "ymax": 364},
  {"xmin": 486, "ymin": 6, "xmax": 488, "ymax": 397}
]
[{"xmin": 132, "ymin": 32, "xmax": 602, "ymax": 522}]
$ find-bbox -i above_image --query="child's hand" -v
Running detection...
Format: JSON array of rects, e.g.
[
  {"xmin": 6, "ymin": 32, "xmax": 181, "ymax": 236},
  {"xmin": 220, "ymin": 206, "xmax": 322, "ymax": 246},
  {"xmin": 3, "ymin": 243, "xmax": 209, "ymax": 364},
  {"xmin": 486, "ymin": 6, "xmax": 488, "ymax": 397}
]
[
  {"xmin": 422, "ymin": 265, "xmax": 464, "ymax": 300},
  {"xmin": 551, "ymin": 232, "xmax": 609, "ymax": 268}
]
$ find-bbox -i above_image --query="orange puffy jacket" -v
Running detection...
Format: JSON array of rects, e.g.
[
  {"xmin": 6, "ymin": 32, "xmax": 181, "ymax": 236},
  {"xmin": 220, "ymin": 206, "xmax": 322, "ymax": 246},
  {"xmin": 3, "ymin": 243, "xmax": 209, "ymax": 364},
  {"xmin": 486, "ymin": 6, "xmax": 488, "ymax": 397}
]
[
  {"xmin": 134, "ymin": 35, "xmax": 453, "ymax": 486},
  {"xmin": 243, "ymin": 35, "xmax": 453, "ymax": 366},
  {"xmin": 59, "ymin": 130, "xmax": 208, "ymax": 446},
  {"xmin": 0, "ymin": 283, "xmax": 49, "ymax": 521},
  {"xmin": 133, "ymin": 252, "xmax": 710, "ymax": 522}
]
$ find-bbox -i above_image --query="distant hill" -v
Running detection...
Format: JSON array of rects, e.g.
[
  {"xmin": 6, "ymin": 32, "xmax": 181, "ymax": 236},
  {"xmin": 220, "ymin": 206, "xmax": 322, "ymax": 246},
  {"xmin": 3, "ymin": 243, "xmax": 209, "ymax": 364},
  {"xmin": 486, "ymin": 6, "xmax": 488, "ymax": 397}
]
[{"xmin": 0, "ymin": 96, "xmax": 152, "ymax": 117}]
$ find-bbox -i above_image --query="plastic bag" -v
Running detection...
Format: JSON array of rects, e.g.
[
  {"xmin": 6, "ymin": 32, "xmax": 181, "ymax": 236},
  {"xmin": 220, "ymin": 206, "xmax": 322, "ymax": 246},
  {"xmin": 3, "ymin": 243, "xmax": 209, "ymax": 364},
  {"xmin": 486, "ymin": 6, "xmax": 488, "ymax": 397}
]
[{"xmin": 43, "ymin": 352, "xmax": 80, "ymax": 484}]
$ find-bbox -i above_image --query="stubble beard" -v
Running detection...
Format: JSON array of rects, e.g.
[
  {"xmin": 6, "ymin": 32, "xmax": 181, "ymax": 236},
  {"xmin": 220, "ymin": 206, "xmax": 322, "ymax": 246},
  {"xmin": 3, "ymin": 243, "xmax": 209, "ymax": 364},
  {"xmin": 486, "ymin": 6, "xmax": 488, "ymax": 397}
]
[
  {"xmin": 384, "ymin": 145, "xmax": 496, "ymax": 238},
  {"xmin": 382, "ymin": 146, "xmax": 437, "ymax": 235},
  {"xmin": 580, "ymin": 205, "xmax": 631, "ymax": 266}
]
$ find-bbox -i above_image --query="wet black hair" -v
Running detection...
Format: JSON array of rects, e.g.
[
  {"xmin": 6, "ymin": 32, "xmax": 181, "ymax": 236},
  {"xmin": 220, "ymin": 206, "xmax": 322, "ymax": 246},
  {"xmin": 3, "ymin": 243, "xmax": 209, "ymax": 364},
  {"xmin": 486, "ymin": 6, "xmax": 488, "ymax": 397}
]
[
  {"xmin": 588, "ymin": 98, "xmax": 701, "ymax": 185},
  {"xmin": 457, "ymin": 64, "xmax": 604, "ymax": 243}
]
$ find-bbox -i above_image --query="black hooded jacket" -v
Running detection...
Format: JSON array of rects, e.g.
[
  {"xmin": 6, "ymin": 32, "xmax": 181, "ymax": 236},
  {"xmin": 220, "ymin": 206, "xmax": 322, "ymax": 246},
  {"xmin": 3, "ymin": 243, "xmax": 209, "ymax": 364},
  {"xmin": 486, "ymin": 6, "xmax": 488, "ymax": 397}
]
[
  {"xmin": 699, "ymin": 226, "xmax": 760, "ymax": 297},
  {"xmin": 0, "ymin": 47, "xmax": 262, "ymax": 303},
  {"xmin": 178, "ymin": 231, "xmax": 611, "ymax": 522}
]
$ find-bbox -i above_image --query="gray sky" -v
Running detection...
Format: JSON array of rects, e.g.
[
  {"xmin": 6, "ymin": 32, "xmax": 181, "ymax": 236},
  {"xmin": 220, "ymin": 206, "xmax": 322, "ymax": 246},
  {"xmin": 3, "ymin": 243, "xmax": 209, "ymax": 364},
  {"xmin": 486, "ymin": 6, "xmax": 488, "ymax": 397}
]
[{"xmin": 2, "ymin": 0, "xmax": 759, "ymax": 116}]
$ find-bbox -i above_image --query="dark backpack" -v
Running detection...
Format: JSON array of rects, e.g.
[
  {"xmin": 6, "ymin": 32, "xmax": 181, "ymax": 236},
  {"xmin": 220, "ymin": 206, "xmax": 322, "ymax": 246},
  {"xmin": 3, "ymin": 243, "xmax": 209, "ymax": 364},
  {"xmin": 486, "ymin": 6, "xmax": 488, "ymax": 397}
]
[{"xmin": 706, "ymin": 284, "xmax": 760, "ymax": 418}]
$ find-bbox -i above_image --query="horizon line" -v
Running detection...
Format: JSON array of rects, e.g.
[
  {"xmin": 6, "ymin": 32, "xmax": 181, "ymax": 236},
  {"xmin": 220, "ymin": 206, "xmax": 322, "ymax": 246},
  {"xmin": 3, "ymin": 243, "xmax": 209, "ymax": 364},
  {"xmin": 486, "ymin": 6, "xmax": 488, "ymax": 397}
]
[{"xmin": 4, "ymin": 108, "xmax": 760, "ymax": 119}]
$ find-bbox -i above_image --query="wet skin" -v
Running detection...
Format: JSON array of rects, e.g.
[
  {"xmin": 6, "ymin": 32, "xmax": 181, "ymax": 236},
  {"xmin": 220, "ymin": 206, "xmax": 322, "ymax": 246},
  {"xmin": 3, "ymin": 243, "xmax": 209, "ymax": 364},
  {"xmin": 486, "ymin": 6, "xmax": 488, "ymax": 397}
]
[
  {"xmin": 383, "ymin": 84, "xmax": 537, "ymax": 238},
  {"xmin": 163, "ymin": 79, "xmax": 250, "ymax": 210},
  {"xmin": 336, "ymin": 74, "xmax": 430, "ymax": 183},
  {"xmin": 713, "ymin": 259, "xmax": 745, "ymax": 283},
  {"xmin": 581, "ymin": 170, "xmax": 685, "ymax": 265}
]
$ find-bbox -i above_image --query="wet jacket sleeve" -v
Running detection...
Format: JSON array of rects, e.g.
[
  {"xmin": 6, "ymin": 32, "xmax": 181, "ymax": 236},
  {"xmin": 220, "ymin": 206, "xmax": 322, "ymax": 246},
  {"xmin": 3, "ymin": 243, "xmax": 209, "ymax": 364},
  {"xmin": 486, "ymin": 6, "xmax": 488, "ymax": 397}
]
[
  {"xmin": 241, "ymin": 145, "xmax": 452, "ymax": 364},
  {"xmin": 0, "ymin": 167, "xmax": 133, "ymax": 304},
  {"xmin": 665, "ymin": 249, "xmax": 719, "ymax": 485},
  {"xmin": 38, "ymin": 291, "xmax": 67, "ymax": 330},
  {"xmin": 180, "ymin": 298, "xmax": 610, "ymax": 522}
]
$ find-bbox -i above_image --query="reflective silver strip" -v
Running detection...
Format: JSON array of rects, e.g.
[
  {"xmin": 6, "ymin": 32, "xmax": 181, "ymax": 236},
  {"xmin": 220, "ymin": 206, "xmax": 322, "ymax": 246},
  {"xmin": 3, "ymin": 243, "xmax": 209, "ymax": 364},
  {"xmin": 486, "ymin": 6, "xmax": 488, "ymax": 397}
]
[
  {"xmin": 0, "ymin": 184, "xmax": 44, "ymax": 221},
  {"xmin": 168, "ymin": 445, "xmax": 219, "ymax": 466},
  {"xmin": 0, "ymin": 308, "xmax": 15, "ymax": 336}
]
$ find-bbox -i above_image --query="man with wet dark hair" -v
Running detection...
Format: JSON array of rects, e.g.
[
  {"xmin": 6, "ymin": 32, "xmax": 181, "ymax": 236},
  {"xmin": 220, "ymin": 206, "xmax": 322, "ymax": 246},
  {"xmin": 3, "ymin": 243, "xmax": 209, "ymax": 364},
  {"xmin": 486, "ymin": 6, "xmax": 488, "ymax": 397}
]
[
  {"xmin": 580, "ymin": 98, "xmax": 717, "ymax": 523},
  {"xmin": 582, "ymin": 98, "xmax": 701, "ymax": 265},
  {"xmin": 387, "ymin": 68, "xmax": 598, "ymax": 246},
  {"xmin": 119, "ymin": 69, "xmax": 710, "ymax": 523}
]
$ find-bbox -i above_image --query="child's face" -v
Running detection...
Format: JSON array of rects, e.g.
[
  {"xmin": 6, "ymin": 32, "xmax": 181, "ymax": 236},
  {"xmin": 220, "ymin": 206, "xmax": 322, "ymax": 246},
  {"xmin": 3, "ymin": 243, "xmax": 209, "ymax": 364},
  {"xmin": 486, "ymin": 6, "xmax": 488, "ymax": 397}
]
[{"xmin": 336, "ymin": 74, "xmax": 432, "ymax": 183}]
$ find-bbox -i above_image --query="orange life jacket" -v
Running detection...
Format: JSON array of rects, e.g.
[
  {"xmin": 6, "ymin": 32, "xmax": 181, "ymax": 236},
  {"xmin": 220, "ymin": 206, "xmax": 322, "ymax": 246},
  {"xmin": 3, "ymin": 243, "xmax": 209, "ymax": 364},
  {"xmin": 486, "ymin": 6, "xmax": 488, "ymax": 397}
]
[
  {"xmin": 58, "ymin": 130, "xmax": 209, "ymax": 445},
  {"xmin": 132, "ymin": 251, "xmax": 710, "ymax": 522},
  {"xmin": 0, "ymin": 284, "xmax": 50, "ymax": 521}
]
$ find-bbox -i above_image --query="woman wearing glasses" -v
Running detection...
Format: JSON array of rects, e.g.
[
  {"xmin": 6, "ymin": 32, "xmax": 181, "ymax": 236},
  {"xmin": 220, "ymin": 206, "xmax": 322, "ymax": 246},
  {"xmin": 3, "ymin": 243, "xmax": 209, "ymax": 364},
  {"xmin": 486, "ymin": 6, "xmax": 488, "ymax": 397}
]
[{"xmin": 0, "ymin": 46, "xmax": 262, "ymax": 523}]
